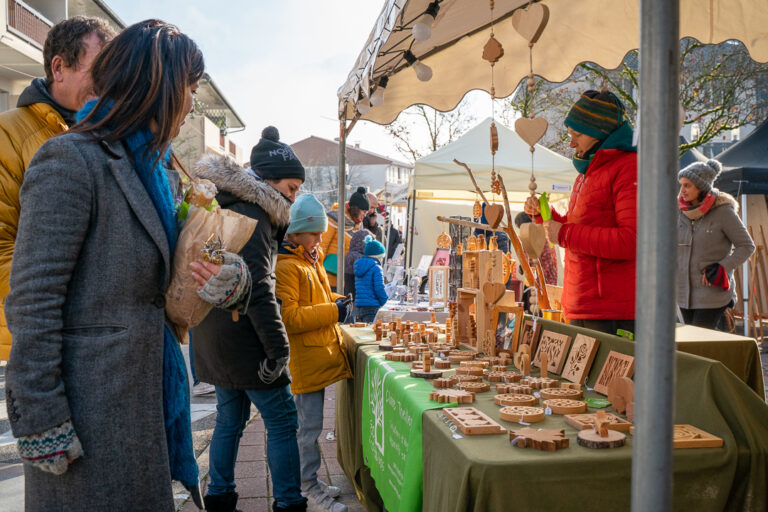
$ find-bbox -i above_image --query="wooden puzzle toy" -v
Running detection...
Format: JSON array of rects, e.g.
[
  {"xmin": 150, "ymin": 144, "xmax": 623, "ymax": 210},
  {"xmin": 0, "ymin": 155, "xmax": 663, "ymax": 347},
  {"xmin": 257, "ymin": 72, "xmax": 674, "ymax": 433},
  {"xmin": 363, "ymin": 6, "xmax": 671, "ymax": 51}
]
[
  {"xmin": 494, "ymin": 393, "xmax": 539, "ymax": 406},
  {"xmin": 520, "ymin": 376, "xmax": 558, "ymax": 389},
  {"xmin": 442, "ymin": 408, "xmax": 506, "ymax": 435},
  {"xmin": 484, "ymin": 371, "xmax": 521, "ymax": 383},
  {"xmin": 577, "ymin": 411, "xmax": 627, "ymax": 449},
  {"xmin": 539, "ymin": 388, "xmax": 583, "ymax": 400},
  {"xmin": 542, "ymin": 399, "xmax": 587, "ymax": 414},
  {"xmin": 456, "ymin": 381, "xmax": 491, "ymax": 393},
  {"xmin": 429, "ymin": 389, "xmax": 475, "ymax": 404},
  {"xmin": 411, "ymin": 352, "xmax": 442, "ymax": 379},
  {"xmin": 456, "ymin": 366, "xmax": 484, "ymax": 376},
  {"xmin": 564, "ymin": 413, "xmax": 632, "ymax": 432},
  {"xmin": 432, "ymin": 376, "xmax": 459, "ymax": 388},
  {"xmin": 385, "ymin": 352, "xmax": 418, "ymax": 362},
  {"xmin": 496, "ymin": 382, "xmax": 533, "ymax": 395},
  {"xmin": 499, "ymin": 406, "xmax": 546, "ymax": 423}
]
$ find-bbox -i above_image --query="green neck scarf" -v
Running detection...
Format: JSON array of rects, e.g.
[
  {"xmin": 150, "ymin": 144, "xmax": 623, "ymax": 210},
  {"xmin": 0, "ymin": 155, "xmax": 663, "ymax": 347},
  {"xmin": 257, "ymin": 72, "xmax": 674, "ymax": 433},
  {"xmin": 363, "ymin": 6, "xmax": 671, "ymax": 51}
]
[{"xmin": 572, "ymin": 121, "xmax": 636, "ymax": 174}]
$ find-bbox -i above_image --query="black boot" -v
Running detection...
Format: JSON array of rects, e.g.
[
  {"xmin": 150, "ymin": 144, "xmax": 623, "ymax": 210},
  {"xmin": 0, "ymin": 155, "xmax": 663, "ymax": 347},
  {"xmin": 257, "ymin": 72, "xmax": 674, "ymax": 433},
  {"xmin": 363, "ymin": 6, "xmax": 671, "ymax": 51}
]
[
  {"xmin": 272, "ymin": 498, "xmax": 308, "ymax": 512},
  {"xmin": 204, "ymin": 491, "xmax": 242, "ymax": 512}
]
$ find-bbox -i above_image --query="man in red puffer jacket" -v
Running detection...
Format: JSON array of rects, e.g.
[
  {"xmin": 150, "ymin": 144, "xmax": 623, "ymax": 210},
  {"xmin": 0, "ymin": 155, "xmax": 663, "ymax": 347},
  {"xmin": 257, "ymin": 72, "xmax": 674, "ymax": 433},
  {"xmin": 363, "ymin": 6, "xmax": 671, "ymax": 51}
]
[{"xmin": 526, "ymin": 90, "xmax": 637, "ymax": 336}]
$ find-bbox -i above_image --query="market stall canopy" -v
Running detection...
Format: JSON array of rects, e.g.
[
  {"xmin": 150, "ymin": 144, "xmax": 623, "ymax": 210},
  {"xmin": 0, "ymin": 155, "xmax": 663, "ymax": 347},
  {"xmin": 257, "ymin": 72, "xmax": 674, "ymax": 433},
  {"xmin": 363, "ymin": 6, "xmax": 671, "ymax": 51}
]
[
  {"xmin": 714, "ymin": 117, "xmax": 768, "ymax": 195},
  {"xmin": 338, "ymin": 0, "xmax": 768, "ymax": 125},
  {"xmin": 413, "ymin": 117, "xmax": 574, "ymax": 194}
]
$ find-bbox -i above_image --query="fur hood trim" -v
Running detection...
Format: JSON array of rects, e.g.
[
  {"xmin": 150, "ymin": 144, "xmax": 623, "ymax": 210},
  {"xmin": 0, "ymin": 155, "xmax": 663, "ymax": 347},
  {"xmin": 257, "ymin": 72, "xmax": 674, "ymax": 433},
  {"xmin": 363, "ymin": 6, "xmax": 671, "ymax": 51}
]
[
  {"xmin": 714, "ymin": 189, "xmax": 739, "ymax": 213},
  {"xmin": 193, "ymin": 154, "xmax": 291, "ymax": 227}
]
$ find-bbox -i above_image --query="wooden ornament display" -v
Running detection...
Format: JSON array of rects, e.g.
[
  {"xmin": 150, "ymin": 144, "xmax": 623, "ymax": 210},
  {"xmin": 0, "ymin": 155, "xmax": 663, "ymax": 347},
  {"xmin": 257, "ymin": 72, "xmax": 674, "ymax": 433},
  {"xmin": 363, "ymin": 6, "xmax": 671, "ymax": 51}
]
[
  {"xmin": 428, "ymin": 266, "xmax": 450, "ymax": 306},
  {"xmin": 564, "ymin": 413, "xmax": 632, "ymax": 432},
  {"xmin": 561, "ymin": 334, "xmax": 600, "ymax": 384},
  {"xmin": 499, "ymin": 406, "xmax": 545, "ymax": 423},
  {"xmin": 519, "ymin": 223, "xmax": 547, "ymax": 260},
  {"xmin": 494, "ymin": 393, "xmax": 538, "ymax": 407},
  {"xmin": 510, "ymin": 3, "xmax": 550, "ymax": 44},
  {"xmin": 455, "ymin": 374, "xmax": 483, "ymax": 383},
  {"xmin": 482, "ymin": 35, "xmax": 504, "ymax": 64},
  {"xmin": 429, "ymin": 389, "xmax": 475, "ymax": 404},
  {"xmin": 442, "ymin": 408, "xmax": 506, "ymax": 435},
  {"xmin": 510, "ymin": 428, "xmax": 569, "ymax": 451},
  {"xmin": 543, "ymin": 399, "xmax": 587, "ymax": 415},
  {"xmin": 436, "ymin": 232, "xmax": 452, "ymax": 249},
  {"xmin": 607, "ymin": 376, "xmax": 635, "ymax": 416},
  {"xmin": 496, "ymin": 382, "xmax": 534, "ymax": 395},
  {"xmin": 484, "ymin": 204, "xmax": 504, "ymax": 229},
  {"xmin": 539, "ymin": 387, "xmax": 583, "ymax": 400},
  {"xmin": 456, "ymin": 381, "xmax": 491, "ymax": 393},
  {"xmin": 473, "ymin": 200, "xmax": 482, "ymax": 219},
  {"xmin": 594, "ymin": 351, "xmax": 635, "ymax": 395},
  {"xmin": 484, "ymin": 371, "xmax": 521, "ymax": 383},
  {"xmin": 514, "ymin": 117, "xmax": 549, "ymax": 148},
  {"xmin": 533, "ymin": 330, "xmax": 572, "ymax": 375}
]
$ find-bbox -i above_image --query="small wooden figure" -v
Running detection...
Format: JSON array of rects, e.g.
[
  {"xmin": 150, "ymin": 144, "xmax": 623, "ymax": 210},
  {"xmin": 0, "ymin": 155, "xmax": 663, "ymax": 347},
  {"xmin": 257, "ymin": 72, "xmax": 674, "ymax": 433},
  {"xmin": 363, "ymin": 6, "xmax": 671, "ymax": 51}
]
[
  {"xmin": 499, "ymin": 406, "xmax": 546, "ymax": 423},
  {"xmin": 577, "ymin": 411, "xmax": 627, "ymax": 449},
  {"xmin": 594, "ymin": 351, "xmax": 635, "ymax": 395},
  {"xmin": 521, "ymin": 353, "xmax": 531, "ymax": 377},
  {"xmin": 510, "ymin": 428, "xmax": 569, "ymax": 451},
  {"xmin": 442, "ymin": 408, "xmax": 506, "ymax": 435},
  {"xmin": 607, "ymin": 376, "xmax": 634, "ymax": 416},
  {"xmin": 411, "ymin": 352, "xmax": 442, "ymax": 379}
]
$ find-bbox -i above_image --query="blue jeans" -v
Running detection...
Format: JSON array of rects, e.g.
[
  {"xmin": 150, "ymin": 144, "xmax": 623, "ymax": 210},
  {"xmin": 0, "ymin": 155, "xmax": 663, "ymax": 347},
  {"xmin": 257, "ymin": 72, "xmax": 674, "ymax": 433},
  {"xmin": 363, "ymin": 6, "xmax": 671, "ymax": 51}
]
[
  {"xmin": 293, "ymin": 389, "xmax": 325, "ymax": 490},
  {"xmin": 208, "ymin": 385, "xmax": 305, "ymax": 508},
  {"xmin": 354, "ymin": 306, "xmax": 380, "ymax": 323}
]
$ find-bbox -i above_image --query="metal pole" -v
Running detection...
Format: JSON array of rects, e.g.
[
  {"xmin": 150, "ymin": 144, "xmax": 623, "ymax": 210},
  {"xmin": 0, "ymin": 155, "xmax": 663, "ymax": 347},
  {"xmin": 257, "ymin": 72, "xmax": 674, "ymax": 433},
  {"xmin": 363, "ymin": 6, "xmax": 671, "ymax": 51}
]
[
  {"xmin": 632, "ymin": 1, "xmax": 679, "ymax": 511},
  {"xmin": 337, "ymin": 118, "xmax": 347, "ymax": 293},
  {"xmin": 741, "ymin": 194, "xmax": 749, "ymax": 336},
  {"xmin": 407, "ymin": 191, "xmax": 416, "ymax": 270}
]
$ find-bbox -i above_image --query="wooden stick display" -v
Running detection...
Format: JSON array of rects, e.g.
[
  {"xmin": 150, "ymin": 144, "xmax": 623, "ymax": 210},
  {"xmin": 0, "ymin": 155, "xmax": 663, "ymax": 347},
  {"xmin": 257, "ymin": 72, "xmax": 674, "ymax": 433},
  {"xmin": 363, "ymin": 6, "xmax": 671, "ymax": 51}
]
[
  {"xmin": 442, "ymin": 407, "xmax": 506, "ymax": 435},
  {"xmin": 510, "ymin": 428, "xmax": 569, "ymax": 451}
]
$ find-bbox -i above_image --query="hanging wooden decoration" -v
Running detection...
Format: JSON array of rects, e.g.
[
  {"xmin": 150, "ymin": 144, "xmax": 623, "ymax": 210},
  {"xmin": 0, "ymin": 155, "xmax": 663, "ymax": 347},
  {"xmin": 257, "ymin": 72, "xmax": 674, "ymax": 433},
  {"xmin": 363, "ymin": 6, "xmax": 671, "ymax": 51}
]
[
  {"xmin": 473, "ymin": 199, "xmax": 483, "ymax": 219},
  {"xmin": 511, "ymin": 3, "xmax": 550, "ymax": 44},
  {"xmin": 437, "ymin": 231, "xmax": 452, "ymax": 249}
]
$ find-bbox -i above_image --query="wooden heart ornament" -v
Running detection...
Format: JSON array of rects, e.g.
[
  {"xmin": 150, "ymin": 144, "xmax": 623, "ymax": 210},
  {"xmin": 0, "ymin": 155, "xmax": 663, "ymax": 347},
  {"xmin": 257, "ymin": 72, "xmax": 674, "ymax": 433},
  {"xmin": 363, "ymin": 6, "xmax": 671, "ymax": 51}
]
[
  {"xmin": 511, "ymin": 3, "xmax": 550, "ymax": 44},
  {"xmin": 519, "ymin": 223, "xmax": 546, "ymax": 260},
  {"xmin": 483, "ymin": 282, "xmax": 506, "ymax": 305},
  {"xmin": 515, "ymin": 117, "xmax": 548, "ymax": 148},
  {"xmin": 484, "ymin": 204, "xmax": 504, "ymax": 229}
]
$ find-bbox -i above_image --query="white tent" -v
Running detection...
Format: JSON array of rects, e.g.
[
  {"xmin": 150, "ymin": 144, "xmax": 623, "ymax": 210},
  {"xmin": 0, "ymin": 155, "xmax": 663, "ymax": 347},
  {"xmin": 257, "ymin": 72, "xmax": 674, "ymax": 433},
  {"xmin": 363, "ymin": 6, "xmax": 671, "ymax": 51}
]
[{"xmin": 409, "ymin": 117, "xmax": 573, "ymax": 266}]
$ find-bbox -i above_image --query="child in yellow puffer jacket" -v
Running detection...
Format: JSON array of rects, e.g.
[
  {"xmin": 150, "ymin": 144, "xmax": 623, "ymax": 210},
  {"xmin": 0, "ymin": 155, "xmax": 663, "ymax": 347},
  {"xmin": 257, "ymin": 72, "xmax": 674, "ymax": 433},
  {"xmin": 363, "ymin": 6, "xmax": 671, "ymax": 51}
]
[{"xmin": 275, "ymin": 193, "xmax": 353, "ymax": 512}]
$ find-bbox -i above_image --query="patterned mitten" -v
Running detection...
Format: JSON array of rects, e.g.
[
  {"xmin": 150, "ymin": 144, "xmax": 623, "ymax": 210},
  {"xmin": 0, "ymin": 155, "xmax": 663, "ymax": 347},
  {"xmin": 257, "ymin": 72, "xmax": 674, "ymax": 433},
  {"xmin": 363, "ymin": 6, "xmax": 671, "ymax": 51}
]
[
  {"xmin": 17, "ymin": 419, "xmax": 83, "ymax": 475},
  {"xmin": 258, "ymin": 356, "xmax": 289, "ymax": 384},
  {"xmin": 704, "ymin": 263, "xmax": 730, "ymax": 291},
  {"xmin": 197, "ymin": 252, "xmax": 252, "ymax": 311}
]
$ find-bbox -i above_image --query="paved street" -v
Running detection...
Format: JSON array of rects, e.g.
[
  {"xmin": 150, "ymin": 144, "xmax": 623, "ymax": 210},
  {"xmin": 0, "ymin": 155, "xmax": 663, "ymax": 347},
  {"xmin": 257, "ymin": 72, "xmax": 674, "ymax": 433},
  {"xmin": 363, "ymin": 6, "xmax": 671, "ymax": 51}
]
[{"xmin": 0, "ymin": 348, "xmax": 363, "ymax": 512}]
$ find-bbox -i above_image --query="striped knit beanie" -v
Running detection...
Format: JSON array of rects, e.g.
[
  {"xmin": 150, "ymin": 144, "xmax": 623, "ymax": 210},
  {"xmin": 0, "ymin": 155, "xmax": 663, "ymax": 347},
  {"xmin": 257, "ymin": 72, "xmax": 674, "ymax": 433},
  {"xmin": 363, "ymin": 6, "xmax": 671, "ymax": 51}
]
[{"xmin": 564, "ymin": 90, "xmax": 626, "ymax": 140}]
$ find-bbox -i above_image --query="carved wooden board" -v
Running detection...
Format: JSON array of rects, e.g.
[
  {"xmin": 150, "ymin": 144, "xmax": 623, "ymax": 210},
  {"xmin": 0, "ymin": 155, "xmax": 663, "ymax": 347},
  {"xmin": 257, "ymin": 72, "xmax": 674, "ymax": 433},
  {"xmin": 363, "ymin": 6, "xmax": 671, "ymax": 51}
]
[
  {"xmin": 533, "ymin": 330, "xmax": 572, "ymax": 374},
  {"xmin": 561, "ymin": 334, "xmax": 600, "ymax": 384},
  {"xmin": 594, "ymin": 351, "xmax": 635, "ymax": 395},
  {"xmin": 510, "ymin": 428, "xmax": 569, "ymax": 451},
  {"xmin": 443, "ymin": 407, "xmax": 506, "ymax": 435},
  {"xmin": 564, "ymin": 413, "xmax": 632, "ymax": 432},
  {"xmin": 429, "ymin": 389, "xmax": 475, "ymax": 404}
]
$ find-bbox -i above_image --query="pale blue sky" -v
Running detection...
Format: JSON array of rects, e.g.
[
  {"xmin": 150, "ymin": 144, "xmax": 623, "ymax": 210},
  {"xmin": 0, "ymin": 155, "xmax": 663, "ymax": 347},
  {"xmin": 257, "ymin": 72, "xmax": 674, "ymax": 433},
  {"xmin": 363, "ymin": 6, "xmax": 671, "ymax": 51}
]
[{"xmin": 106, "ymin": 0, "xmax": 400, "ymax": 160}]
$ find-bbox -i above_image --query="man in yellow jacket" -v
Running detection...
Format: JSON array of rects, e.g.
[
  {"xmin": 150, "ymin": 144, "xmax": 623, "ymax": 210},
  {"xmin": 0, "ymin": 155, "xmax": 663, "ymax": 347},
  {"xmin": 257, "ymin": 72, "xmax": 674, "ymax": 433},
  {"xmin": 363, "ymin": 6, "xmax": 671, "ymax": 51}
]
[{"xmin": 0, "ymin": 17, "xmax": 114, "ymax": 360}]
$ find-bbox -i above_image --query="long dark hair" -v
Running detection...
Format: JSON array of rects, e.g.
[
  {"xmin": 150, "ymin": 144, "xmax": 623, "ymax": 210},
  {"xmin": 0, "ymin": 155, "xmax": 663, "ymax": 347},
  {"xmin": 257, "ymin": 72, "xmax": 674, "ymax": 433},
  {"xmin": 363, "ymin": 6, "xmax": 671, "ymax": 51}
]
[{"xmin": 71, "ymin": 19, "xmax": 204, "ymax": 157}]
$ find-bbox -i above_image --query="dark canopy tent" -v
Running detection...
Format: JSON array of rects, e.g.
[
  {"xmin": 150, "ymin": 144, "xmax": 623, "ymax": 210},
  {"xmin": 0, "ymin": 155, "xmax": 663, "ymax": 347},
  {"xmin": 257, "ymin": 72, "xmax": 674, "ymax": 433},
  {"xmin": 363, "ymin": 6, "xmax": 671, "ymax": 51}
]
[
  {"xmin": 678, "ymin": 136, "xmax": 707, "ymax": 169},
  {"xmin": 714, "ymin": 117, "xmax": 768, "ymax": 195}
]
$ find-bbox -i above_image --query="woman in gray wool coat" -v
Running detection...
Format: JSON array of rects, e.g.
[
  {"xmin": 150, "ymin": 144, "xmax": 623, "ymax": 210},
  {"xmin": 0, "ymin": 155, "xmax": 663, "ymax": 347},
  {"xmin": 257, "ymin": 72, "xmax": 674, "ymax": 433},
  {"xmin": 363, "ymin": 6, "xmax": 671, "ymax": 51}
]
[
  {"xmin": 677, "ymin": 159, "xmax": 754, "ymax": 330},
  {"xmin": 4, "ymin": 21, "xmax": 249, "ymax": 511}
]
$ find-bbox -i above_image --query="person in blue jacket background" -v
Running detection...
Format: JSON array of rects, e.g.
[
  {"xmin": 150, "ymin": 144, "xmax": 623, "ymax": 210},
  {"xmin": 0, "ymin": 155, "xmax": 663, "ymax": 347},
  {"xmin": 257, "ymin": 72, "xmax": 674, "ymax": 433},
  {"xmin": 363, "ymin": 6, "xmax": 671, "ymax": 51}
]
[{"xmin": 353, "ymin": 237, "xmax": 388, "ymax": 323}]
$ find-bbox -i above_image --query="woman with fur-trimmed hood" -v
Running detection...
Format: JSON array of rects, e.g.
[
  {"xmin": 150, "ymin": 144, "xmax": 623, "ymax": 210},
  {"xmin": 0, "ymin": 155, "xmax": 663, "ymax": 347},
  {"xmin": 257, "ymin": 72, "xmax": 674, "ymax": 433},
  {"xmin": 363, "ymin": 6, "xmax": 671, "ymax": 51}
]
[
  {"xmin": 192, "ymin": 126, "xmax": 308, "ymax": 512},
  {"xmin": 677, "ymin": 159, "xmax": 754, "ymax": 330}
]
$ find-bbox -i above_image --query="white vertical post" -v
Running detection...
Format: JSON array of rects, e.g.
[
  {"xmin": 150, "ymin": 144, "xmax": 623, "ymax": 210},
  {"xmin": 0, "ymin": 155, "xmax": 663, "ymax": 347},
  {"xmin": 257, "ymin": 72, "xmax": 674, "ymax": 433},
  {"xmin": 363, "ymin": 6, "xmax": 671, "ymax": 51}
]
[{"xmin": 742, "ymin": 194, "xmax": 749, "ymax": 336}]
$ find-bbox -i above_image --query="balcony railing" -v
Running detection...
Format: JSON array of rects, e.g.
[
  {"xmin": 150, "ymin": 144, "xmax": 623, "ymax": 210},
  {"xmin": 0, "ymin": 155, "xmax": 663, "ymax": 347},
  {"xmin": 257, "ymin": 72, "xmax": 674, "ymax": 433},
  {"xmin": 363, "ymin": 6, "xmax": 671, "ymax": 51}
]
[{"xmin": 7, "ymin": 0, "xmax": 53, "ymax": 49}]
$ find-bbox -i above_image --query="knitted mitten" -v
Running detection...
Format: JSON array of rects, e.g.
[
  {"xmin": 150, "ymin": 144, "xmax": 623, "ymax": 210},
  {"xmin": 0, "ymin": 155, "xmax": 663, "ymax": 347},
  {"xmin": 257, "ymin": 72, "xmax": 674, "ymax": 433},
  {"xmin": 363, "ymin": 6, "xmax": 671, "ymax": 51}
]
[
  {"xmin": 197, "ymin": 252, "xmax": 252, "ymax": 312},
  {"xmin": 704, "ymin": 263, "xmax": 730, "ymax": 291},
  {"xmin": 17, "ymin": 419, "xmax": 83, "ymax": 475},
  {"xmin": 258, "ymin": 356, "xmax": 289, "ymax": 385}
]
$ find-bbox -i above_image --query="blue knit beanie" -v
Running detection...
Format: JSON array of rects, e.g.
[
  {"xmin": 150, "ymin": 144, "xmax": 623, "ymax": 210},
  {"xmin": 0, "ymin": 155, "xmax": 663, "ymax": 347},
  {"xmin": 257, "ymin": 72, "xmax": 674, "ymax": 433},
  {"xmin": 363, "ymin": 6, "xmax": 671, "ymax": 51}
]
[
  {"xmin": 287, "ymin": 194, "xmax": 328, "ymax": 234},
  {"xmin": 364, "ymin": 237, "xmax": 386, "ymax": 258}
]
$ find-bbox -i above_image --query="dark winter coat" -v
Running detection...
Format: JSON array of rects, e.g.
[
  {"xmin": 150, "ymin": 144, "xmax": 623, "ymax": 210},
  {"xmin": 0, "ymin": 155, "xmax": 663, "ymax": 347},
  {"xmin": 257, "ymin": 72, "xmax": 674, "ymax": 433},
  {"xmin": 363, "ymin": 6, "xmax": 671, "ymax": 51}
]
[
  {"xmin": 343, "ymin": 229, "xmax": 372, "ymax": 298},
  {"xmin": 354, "ymin": 257, "xmax": 388, "ymax": 307},
  {"xmin": 547, "ymin": 148, "xmax": 637, "ymax": 320},
  {"xmin": 5, "ymin": 131, "xmax": 179, "ymax": 511},
  {"xmin": 677, "ymin": 191, "xmax": 754, "ymax": 309},
  {"xmin": 387, "ymin": 224, "xmax": 402, "ymax": 260},
  {"xmin": 192, "ymin": 155, "xmax": 292, "ymax": 389}
]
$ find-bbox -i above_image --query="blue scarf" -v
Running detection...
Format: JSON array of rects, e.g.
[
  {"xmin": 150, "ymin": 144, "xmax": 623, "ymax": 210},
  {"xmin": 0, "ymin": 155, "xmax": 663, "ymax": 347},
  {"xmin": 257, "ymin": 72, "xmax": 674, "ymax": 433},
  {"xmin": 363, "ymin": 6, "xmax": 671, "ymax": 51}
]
[
  {"xmin": 572, "ymin": 121, "xmax": 637, "ymax": 174},
  {"xmin": 77, "ymin": 100, "xmax": 198, "ymax": 487}
]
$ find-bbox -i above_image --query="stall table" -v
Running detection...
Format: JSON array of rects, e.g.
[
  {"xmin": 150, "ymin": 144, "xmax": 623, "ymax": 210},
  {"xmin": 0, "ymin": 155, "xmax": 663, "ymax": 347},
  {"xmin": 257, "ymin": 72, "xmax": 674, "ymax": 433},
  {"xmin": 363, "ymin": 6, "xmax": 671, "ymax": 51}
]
[
  {"xmin": 373, "ymin": 302, "xmax": 450, "ymax": 324},
  {"xmin": 337, "ymin": 320, "xmax": 768, "ymax": 512}
]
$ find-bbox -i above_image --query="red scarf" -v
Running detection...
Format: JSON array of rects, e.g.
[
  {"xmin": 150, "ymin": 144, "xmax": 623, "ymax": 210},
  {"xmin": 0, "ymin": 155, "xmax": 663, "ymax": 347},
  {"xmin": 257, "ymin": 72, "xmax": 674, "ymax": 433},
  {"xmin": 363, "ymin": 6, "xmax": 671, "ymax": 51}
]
[{"xmin": 678, "ymin": 192, "xmax": 717, "ymax": 220}]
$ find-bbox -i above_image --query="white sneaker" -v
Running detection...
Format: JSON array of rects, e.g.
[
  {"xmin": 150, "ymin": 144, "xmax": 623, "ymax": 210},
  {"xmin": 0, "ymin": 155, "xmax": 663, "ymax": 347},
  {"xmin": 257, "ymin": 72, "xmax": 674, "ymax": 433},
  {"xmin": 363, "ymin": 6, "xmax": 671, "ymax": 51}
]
[
  {"xmin": 307, "ymin": 485, "xmax": 347, "ymax": 512},
  {"xmin": 317, "ymin": 479, "xmax": 341, "ymax": 498},
  {"xmin": 192, "ymin": 382, "xmax": 216, "ymax": 396}
]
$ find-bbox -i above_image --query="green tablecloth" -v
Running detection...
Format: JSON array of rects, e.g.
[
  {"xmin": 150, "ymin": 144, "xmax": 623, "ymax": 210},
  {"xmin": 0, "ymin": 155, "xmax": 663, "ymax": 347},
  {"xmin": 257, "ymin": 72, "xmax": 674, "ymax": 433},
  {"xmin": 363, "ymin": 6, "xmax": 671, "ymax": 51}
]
[{"xmin": 337, "ymin": 322, "xmax": 768, "ymax": 511}]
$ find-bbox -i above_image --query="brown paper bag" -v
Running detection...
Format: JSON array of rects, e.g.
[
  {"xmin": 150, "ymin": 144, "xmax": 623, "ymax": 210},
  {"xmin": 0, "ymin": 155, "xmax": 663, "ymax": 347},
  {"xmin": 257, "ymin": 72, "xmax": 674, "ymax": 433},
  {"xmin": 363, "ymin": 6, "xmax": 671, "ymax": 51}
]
[{"xmin": 165, "ymin": 206, "xmax": 258, "ymax": 330}]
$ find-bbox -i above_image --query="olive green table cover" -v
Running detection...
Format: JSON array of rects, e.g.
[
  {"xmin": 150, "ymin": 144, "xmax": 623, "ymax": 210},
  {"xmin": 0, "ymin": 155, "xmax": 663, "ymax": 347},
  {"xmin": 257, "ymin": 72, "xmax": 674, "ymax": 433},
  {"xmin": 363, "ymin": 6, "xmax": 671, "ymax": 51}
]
[{"xmin": 337, "ymin": 322, "xmax": 768, "ymax": 512}]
